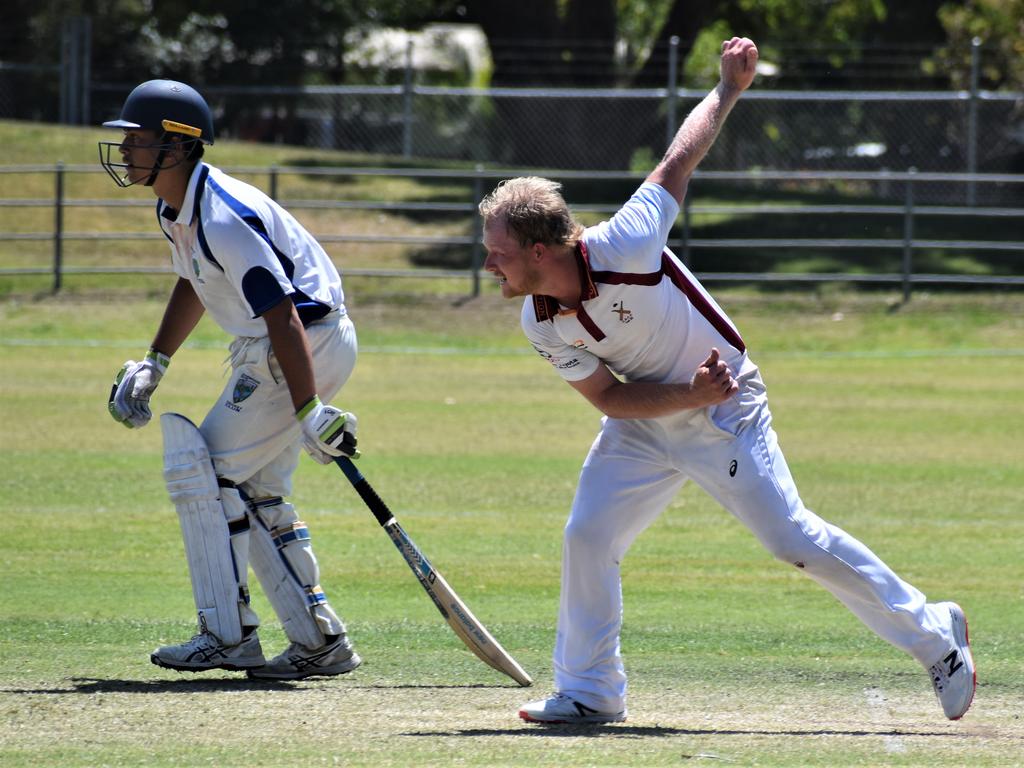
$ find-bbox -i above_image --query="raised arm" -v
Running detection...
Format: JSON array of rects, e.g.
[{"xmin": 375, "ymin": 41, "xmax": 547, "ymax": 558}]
[{"xmin": 646, "ymin": 37, "xmax": 758, "ymax": 204}]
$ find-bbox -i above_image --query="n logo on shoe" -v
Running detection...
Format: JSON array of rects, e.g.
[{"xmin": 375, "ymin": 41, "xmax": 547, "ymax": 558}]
[{"xmin": 944, "ymin": 650, "xmax": 964, "ymax": 676}]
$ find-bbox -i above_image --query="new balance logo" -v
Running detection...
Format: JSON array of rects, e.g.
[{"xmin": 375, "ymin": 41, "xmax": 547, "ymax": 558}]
[
  {"xmin": 943, "ymin": 649, "xmax": 964, "ymax": 676},
  {"xmin": 573, "ymin": 701, "xmax": 600, "ymax": 717}
]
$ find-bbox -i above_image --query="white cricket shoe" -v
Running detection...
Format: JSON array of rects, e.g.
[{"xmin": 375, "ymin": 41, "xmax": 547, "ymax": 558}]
[
  {"xmin": 519, "ymin": 693, "xmax": 626, "ymax": 724},
  {"xmin": 248, "ymin": 634, "xmax": 361, "ymax": 680},
  {"xmin": 151, "ymin": 631, "xmax": 266, "ymax": 672},
  {"xmin": 927, "ymin": 602, "xmax": 976, "ymax": 720}
]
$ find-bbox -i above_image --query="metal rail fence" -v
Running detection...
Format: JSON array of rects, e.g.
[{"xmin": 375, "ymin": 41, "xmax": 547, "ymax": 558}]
[{"xmin": 0, "ymin": 164, "xmax": 1021, "ymax": 300}]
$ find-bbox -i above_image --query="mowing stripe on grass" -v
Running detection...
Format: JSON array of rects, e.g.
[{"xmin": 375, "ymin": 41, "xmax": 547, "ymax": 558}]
[
  {"xmin": 863, "ymin": 687, "xmax": 906, "ymax": 754},
  {"xmin": 3, "ymin": 336, "xmax": 1024, "ymax": 360}
]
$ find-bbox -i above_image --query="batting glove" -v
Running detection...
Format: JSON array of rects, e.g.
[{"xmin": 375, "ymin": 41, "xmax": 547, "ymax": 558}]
[
  {"xmin": 108, "ymin": 348, "xmax": 170, "ymax": 429},
  {"xmin": 297, "ymin": 395, "xmax": 359, "ymax": 464}
]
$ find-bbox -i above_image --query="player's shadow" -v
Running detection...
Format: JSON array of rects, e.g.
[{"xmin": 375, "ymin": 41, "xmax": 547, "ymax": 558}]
[
  {"xmin": 3, "ymin": 677, "xmax": 296, "ymax": 694},
  {"xmin": 362, "ymin": 683, "xmax": 524, "ymax": 690},
  {"xmin": 404, "ymin": 725, "xmax": 956, "ymax": 739},
  {"xmin": 5, "ymin": 679, "xmax": 515, "ymax": 695}
]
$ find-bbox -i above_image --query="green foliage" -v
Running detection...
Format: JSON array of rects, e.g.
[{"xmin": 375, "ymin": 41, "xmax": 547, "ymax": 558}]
[
  {"xmin": 933, "ymin": 0, "xmax": 1024, "ymax": 89},
  {"xmin": 616, "ymin": 0, "xmax": 675, "ymax": 71},
  {"xmin": 737, "ymin": 0, "xmax": 887, "ymax": 38},
  {"xmin": 683, "ymin": 20, "xmax": 733, "ymax": 88}
]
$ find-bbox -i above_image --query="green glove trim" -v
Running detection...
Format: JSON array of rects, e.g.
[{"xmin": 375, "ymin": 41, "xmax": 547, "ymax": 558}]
[
  {"xmin": 145, "ymin": 348, "xmax": 171, "ymax": 370},
  {"xmin": 296, "ymin": 394, "xmax": 321, "ymax": 421}
]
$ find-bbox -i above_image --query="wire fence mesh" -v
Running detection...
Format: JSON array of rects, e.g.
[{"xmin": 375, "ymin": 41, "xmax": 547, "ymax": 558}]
[{"xmin": 81, "ymin": 82, "xmax": 1024, "ymax": 206}]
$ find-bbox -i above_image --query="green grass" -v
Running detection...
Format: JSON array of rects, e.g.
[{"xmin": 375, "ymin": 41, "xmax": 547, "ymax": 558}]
[{"xmin": 1, "ymin": 291, "xmax": 1022, "ymax": 766}]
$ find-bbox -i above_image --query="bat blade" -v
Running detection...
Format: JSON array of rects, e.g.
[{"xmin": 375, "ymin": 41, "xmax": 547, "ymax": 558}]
[
  {"xmin": 335, "ymin": 457, "xmax": 532, "ymax": 687},
  {"xmin": 383, "ymin": 519, "xmax": 532, "ymax": 686}
]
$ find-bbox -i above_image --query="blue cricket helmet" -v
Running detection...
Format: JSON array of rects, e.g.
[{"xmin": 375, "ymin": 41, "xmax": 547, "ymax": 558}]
[{"xmin": 103, "ymin": 79, "xmax": 214, "ymax": 144}]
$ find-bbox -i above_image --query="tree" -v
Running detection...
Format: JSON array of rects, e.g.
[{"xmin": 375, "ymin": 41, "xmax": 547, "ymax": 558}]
[
  {"xmin": 94, "ymin": 1, "xmax": 455, "ymax": 142},
  {"xmin": 932, "ymin": 0, "xmax": 1024, "ymax": 90},
  {"xmin": 458, "ymin": 1, "xmax": 618, "ymax": 86}
]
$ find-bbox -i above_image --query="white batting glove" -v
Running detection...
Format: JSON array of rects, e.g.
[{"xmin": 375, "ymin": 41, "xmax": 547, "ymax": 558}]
[
  {"xmin": 297, "ymin": 395, "xmax": 358, "ymax": 464},
  {"xmin": 108, "ymin": 349, "xmax": 170, "ymax": 429}
]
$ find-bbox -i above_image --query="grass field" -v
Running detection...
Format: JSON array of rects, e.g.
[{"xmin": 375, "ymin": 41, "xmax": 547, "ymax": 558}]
[{"xmin": 1, "ymin": 289, "xmax": 1022, "ymax": 767}]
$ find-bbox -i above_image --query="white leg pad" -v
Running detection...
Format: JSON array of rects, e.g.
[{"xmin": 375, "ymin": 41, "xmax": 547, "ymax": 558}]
[
  {"xmin": 161, "ymin": 412, "xmax": 244, "ymax": 646},
  {"xmin": 248, "ymin": 497, "xmax": 345, "ymax": 649},
  {"xmin": 222, "ymin": 486, "xmax": 260, "ymax": 630}
]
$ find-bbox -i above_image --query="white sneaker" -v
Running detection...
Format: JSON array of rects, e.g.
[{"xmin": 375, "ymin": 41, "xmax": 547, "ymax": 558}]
[
  {"xmin": 519, "ymin": 693, "xmax": 626, "ymax": 724},
  {"xmin": 248, "ymin": 634, "xmax": 361, "ymax": 680},
  {"xmin": 927, "ymin": 602, "xmax": 976, "ymax": 720},
  {"xmin": 151, "ymin": 631, "xmax": 265, "ymax": 672}
]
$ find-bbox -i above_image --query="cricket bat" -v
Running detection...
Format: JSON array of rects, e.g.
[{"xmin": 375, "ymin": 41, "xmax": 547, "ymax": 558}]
[{"xmin": 335, "ymin": 457, "xmax": 532, "ymax": 687}]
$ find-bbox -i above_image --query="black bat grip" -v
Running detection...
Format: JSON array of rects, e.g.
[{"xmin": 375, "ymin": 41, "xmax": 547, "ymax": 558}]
[{"xmin": 335, "ymin": 457, "xmax": 394, "ymax": 527}]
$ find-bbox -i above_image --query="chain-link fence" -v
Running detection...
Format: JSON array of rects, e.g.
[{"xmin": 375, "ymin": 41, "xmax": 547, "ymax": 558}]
[{"xmin": 84, "ymin": 82, "xmax": 1024, "ymax": 206}]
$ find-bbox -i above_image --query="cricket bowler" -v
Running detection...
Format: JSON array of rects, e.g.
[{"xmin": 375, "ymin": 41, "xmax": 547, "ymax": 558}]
[{"xmin": 479, "ymin": 37, "xmax": 975, "ymax": 724}]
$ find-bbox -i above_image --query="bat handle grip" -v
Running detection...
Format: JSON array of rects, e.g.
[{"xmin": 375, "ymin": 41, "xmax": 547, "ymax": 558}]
[
  {"xmin": 335, "ymin": 457, "xmax": 394, "ymax": 527},
  {"xmin": 335, "ymin": 456, "xmax": 363, "ymax": 485}
]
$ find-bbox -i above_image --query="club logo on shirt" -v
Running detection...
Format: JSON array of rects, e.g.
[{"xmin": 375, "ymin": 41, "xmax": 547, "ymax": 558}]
[
  {"xmin": 231, "ymin": 374, "xmax": 260, "ymax": 405},
  {"xmin": 612, "ymin": 301, "xmax": 633, "ymax": 323}
]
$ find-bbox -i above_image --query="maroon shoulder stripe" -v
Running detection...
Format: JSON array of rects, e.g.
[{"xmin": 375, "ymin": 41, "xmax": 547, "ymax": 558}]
[
  {"xmin": 590, "ymin": 268, "xmax": 662, "ymax": 286},
  {"xmin": 661, "ymin": 253, "xmax": 746, "ymax": 353},
  {"xmin": 575, "ymin": 306, "xmax": 606, "ymax": 341}
]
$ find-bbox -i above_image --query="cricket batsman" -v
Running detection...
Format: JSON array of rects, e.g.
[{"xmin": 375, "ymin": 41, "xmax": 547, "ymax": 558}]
[
  {"xmin": 100, "ymin": 79, "xmax": 361, "ymax": 679},
  {"xmin": 479, "ymin": 37, "xmax": 976, "ymax": 724}
]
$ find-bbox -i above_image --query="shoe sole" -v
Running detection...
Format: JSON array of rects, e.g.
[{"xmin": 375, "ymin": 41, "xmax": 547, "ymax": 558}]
[
  {"xmin": 946, "ymin": 603, "xmax": 976, "ymax": 721},
  {"xmin": 518, "ymin": 710, "xmax": 626, "ymax": 725},
  {"xmin": 247, "ymin": 652, "xmax": 362, "ymax": 680},
  {"xmin": 150, "ymin": 653, "xmax": 267, "ymax": 672}
]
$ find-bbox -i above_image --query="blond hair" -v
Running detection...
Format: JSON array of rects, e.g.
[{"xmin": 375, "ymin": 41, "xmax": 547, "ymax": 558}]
[{"xmin": 478, "ymin": 177, "xmax": 584, "ymax": 247}]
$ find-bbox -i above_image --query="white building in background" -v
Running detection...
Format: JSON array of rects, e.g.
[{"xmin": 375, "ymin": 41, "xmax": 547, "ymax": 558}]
[{"xmin": 344, "ymin": 23, "xmax": 492, "ymax": 86}]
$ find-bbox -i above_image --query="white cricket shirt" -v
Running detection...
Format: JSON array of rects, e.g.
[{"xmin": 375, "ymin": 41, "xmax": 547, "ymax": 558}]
[
  {"xmin": 523, "ymin": 182, "xmax": 747, "ymax": 385},
  {"xmin": 158, "ymin": 163, "xmax": 345, "ymax": 337}
]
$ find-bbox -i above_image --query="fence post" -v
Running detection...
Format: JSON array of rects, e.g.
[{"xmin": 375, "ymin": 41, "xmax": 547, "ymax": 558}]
[
  {"xmin": 402, "ymin": 40, "xmax": 414, "ymax": 158},
  {"xmin": 666, "ymin": 36, "xmax": 680, "ymax": 149},
  {"xmin": 470, "ymin": 165, "xmax": 484, "ymax": 298},
  {"xmin": 59, "ymin": 17, "xmax": 91, "ymax": 125},
  {"xmin": 901, "ymin": 168, "xmax": 916, "ymax": 303},
  {"xmin": 54, "ymin": 162, "xmax": 65, "ymax": 294},
  {"xmin": 79, "ymin": 15, "xmax": 92, "ymax": 125},
  {"xmin": 269, "ymin": 165, "xmax": 279, "ymax": 200},
  {"xmin": 59, "ymin": 21, "xmax": 71, "ymax": 123},
  {"xmin": 966, "ymin": 36, "xmax": 981, "ymax": 206}
]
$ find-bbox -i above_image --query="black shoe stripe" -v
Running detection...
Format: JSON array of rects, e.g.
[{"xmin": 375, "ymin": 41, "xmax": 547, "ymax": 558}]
[{"xmin": 573, "ymin": 700, "xmax": 599, "ymax": 717}]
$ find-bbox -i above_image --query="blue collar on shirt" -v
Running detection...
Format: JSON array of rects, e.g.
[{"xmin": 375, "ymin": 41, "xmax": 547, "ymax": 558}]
[{"xmin": 159, "ymin": 163, "xmax": 209, "ymax": 225}]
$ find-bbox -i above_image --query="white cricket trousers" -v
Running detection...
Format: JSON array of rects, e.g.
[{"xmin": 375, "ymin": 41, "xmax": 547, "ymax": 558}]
[
  {"xmin": 554, "ymin": 370, "xmax": 955, "ymax": 713},
  {"xmin": 196, "ymin": 311, "xmax": 357, "ymax": 641},
  {"xmin": 200, "ymin": 311, "xmax": 357, "ymax": 497}
]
